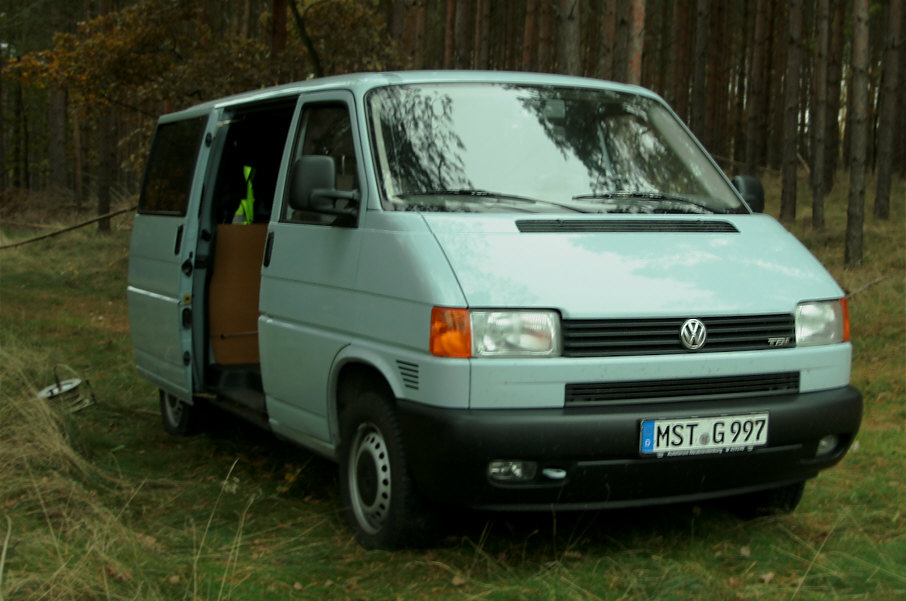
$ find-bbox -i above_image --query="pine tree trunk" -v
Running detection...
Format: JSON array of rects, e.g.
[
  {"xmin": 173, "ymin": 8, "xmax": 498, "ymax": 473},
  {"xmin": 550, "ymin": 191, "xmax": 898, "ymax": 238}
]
[
  {"xmin": 473, "ymin": 0, "xmax": 490, "ymax": 69},
  {"xmin": 845, "ymin": 0, "xmax": 870, "ymax": 268},
  {"xmin": 811, "ymin": 0, "xmax": 830, "ymax": 231},
  {"xmin": 271, "ymin": 0, "xmax": 287, "ymax": 58},
  {"xmin": 454, "ymin": 0, "xmax": 472, "ymax": 68},
  {"xmin": 48, "ymin": 87, "xmax": 68, "ymax": 196},
  {"xmin": 0, "ymin": 48, "xmax": 6, "ymax": 192},
  {"xmin": 443, "ymin": 0, "xmax": 456, "ymax": 69},
  {"xmin": 874, "ymin": 0, "xmax": 901, "ymax": 220},
  {"xmin": 597, "ymin": 0, "xmax": 616, "ymax": 80},
  {"xmin": 669, "ymin": 0, "xmax": 693, "ymax": 122},
  {"xmin": 823, "ymin": 0, "xmax": 844, "ymax": 190},
  {"xmin": 780, "ymin": 0, "xmax": 802, "ymax": 223},
  {"xmin": 692, "ymin": 0, "xmax": 710, "ymax": 148},
  {"xmin": 538, "ymin": 0, "xmax": 554, "ymax": 72},
  {"xmin": 557, "ymin": 0, "xmax": 581, "ymax": 75},
  {"xmin": 522, "ymin": 0, "xmax": 538, "ymax": 71},
  {"xmin": 626, "ymin": 0, "xmax": 645, "ymax": 85},
  {"xmin": 767, "ymin": 1, "xmax": 787, "ymax": 171},
  {"xmin": 745, "ymin": 0, "xmax": 769, "ymax": 174},
  {"xmin": 897, "ymin": 27, "xmax": 906, "ymax": 175},
  {"xmin": 706, "ymin": 1, "xmax": 727, "ymax": 159}
]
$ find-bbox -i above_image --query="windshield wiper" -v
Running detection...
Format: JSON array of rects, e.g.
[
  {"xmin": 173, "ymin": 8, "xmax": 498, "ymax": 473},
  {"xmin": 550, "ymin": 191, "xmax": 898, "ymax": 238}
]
[
  {"xmin": 398, "ymin": 189, "xmax": 588, "ymax": 213},
  {"xmin": 572, "ymin": 191, "xmax": 720, "ymax": 214}
]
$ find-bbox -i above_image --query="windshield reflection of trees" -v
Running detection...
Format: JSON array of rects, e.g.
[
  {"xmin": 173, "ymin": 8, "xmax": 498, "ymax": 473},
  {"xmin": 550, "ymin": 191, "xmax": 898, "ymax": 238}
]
[
  {"xmin": 374, "ymin": 86, "xmax": 475, "ymax": 211},
  {"xmin": 513, "ymin": 86, "xmax": 701, "ymax": 197},
  {"xmin": 374, "ymin": 84, "xmax": 705, "ymax": 213}
]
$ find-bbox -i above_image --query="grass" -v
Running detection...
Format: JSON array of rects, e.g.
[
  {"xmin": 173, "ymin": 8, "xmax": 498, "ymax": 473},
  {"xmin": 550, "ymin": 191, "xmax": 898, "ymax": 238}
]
[{"xmin": 0, "ymin": 177, "xmax": 904, "ymax": 600}]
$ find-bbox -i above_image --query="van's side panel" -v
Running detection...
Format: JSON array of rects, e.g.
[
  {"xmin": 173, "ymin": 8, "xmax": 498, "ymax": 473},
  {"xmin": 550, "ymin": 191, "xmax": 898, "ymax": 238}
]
[
  {"xmin": 128, "ymin": 111, "xmax": 214, "ymax": 400},
  {"xmin": 128, "ymin": 216, "xmax": 190, "ymax": 395},
  {"xmin": 259, "ymin": 222, "xmax": 364, "ymax": 442}
]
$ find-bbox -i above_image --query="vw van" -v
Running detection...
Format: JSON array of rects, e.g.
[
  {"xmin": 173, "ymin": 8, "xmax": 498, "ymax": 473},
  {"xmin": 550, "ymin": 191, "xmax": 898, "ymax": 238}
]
[{"xmin": 127, "ymin": 72, "xmax": 862, "ymax": 549}]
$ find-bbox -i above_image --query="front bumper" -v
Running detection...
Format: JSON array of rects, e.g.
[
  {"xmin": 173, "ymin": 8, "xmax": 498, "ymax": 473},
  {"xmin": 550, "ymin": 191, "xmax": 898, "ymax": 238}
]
[{"xmin": 397, "ymin": 386, "xmax": 862, "ymax": 510}]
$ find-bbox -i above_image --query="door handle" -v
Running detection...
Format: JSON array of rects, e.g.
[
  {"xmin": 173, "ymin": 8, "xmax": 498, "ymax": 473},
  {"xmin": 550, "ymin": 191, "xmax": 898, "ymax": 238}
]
[
  {"xmin": 263, "ymin": 232, "xmax": 275, "ymax": 267},
  {"xmin": 174, "ymin": 225, "xmax": 184, "ymax": 255}
]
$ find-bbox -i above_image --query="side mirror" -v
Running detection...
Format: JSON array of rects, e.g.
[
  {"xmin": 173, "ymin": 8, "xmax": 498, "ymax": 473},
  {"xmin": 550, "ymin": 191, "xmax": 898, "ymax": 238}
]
[
  {"xmin": 731, "ymin": 175, "xmax": 765, "ymax": 213},
  {"xmin": 289, "ymin": 155, "xmax": 359, "ymax": 217}
]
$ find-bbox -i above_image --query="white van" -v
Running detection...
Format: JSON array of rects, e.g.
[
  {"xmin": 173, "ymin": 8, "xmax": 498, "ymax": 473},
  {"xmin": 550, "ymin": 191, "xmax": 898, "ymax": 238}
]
[{"xmin": 128, "ymin": 72, "xmax": 861, "ymax": 549}]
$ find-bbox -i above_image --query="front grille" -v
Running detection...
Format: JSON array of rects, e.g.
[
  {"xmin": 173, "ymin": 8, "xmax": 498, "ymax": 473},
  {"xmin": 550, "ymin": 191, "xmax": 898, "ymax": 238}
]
[
  {"xmin": 562, "ymin": 314, "xmax": 795, "ymax": 357},
  {"xmin": 565, "ymin": 372, "xmax": 800, "ymax": 406}
]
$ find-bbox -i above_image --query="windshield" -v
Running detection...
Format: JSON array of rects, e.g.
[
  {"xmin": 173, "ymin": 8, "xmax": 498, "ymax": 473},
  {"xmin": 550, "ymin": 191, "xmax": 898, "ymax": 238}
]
[{"xmin": 367, "ymin": 83, "xmax": 746, "ymax": 214}]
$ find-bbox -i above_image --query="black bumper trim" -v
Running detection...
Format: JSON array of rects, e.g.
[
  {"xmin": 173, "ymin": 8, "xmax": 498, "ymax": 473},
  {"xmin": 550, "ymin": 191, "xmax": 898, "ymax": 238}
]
[{"xmin": 396, "ymin": 386, "xmax": 862, "ymax": 510}]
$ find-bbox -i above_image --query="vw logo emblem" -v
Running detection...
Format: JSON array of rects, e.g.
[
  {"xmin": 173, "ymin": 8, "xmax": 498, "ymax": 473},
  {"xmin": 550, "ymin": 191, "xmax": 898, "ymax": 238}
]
[{"xmin": 680, "ymin": 318, "xmax": 707, "ymax": 350}]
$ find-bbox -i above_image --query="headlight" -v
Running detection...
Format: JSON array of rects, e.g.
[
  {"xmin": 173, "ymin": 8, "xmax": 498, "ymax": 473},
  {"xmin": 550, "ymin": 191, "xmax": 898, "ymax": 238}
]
[
  {"xmin": 471, "ymin": 310, "xmax": 561, "ymax": 357},
  {"xmin": 430, "ymin": 308, "xmax": 561, "ymax": 358},
  {"xmin": 795, "ymin": 299, "xmax": 849, "ymax": 346}
]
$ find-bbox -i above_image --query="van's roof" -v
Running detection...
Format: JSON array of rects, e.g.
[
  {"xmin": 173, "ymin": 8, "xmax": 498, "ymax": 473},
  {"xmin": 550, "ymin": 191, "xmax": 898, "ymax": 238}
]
[{"xmin": 160, "ymin": 71, "xmax": 657, "ymax": 121}]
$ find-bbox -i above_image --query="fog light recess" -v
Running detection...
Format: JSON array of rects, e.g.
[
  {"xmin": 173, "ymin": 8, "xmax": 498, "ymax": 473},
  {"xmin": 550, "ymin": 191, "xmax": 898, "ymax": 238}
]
[
  {"xmin": 488, "ymin": 460, "xmax": 537, "ymax": 483},
  {"xmin": 816, "ymin": 435, "xmax": 839, "ymax": 457}
]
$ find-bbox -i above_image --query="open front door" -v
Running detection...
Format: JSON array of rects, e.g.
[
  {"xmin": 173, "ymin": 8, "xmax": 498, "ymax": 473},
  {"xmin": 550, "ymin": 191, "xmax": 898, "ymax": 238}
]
[{"xmin": 127, "ymin": 112, "xmax": 214, "ymax": 400}]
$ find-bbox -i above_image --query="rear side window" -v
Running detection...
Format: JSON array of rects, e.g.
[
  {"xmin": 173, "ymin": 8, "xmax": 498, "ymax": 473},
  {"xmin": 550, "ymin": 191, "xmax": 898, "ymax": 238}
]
[{"xmin": 139, "ymin": 116, "xmax": 207, "ymax": 215}]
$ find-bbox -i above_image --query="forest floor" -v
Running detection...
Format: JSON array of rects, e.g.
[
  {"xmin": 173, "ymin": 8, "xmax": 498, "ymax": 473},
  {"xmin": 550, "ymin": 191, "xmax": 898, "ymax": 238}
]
[{"xmin": 0, "ymin": 175, "xmax": 903, "ymax": 600}]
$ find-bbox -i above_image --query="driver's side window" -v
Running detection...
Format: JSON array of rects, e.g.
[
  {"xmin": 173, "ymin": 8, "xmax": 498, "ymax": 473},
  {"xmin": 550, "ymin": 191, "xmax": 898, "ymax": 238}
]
[{"xmin": 284, "ymin": 103, "xmax": 359, "ymax": 224}]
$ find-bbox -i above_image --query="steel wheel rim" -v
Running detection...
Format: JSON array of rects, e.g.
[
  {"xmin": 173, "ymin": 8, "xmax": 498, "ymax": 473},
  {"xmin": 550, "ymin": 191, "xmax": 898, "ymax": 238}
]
[
  {"xmin": 348, "ymin": 422, "xmax": 392, "ymax": 535},
  {"xmin": 163, "ymin": 393, "xmax": 183, "ymax": 426}
]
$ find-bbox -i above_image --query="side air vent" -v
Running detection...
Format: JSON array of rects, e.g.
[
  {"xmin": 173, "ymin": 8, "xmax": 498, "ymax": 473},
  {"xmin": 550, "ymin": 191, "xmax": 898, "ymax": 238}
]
[
  {"xmin": 397, "ymin": 360, "xmax": 419, "ymax": 390},
  {"xmin": 516, "ymin": 219, "xmax": 739, "ymax": 234}
]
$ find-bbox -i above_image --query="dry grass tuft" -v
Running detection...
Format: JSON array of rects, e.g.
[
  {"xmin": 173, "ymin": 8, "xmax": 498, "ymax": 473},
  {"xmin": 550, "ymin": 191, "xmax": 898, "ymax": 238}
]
[{"xmin": 0, "ymin": 348, "xmax": 162, "ymax": 601}]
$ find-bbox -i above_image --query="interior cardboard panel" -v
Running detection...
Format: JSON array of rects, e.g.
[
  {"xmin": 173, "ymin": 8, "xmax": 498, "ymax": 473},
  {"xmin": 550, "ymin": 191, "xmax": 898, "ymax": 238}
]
[{"xmin": 208, "ymin": 224, "xmax": 268, "ymax": 365}]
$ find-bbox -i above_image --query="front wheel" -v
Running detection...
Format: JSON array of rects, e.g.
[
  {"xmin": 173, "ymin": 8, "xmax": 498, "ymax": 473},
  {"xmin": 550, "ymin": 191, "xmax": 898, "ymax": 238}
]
[
  {"xmin": 338, "ymin": 390, "xmax": 435, "ymax": 549},
  {"xmin": 159, "ymin": 389, "xmax": 201, "ymax": 435}
]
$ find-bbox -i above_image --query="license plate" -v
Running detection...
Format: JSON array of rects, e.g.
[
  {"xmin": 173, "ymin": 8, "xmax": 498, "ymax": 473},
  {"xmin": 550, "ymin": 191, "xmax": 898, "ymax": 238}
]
[{"xmin": 640, "ymin": 413, "xmax": 769, "ymax": 457}]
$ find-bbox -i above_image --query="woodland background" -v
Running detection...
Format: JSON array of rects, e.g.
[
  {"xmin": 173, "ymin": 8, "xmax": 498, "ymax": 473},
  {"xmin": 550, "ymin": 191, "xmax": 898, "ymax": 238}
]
[{"xmin": 0, "ymin": 0, "xmax": 903, "ymax": 264}]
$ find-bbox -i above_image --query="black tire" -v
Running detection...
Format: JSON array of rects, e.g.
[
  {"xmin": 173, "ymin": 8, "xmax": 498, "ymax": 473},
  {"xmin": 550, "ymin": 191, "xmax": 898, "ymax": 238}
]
[
  {"xmin": 338, "ymin": 390, "xmax": 435, "ymax": 549},
  {"xmin": 732, "ymin": 481, "xmax": 806, "ymax": 519},
  {"xmin": 159, "ymin": 389, "xmax": 201, "ymax": 436}
]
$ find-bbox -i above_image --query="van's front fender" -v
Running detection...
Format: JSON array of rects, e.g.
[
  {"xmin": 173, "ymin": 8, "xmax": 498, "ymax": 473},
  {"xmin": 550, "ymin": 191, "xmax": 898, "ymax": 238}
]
[{"xmin": 328, "ymin": 343, "xmax": 471, "ymax": 442}]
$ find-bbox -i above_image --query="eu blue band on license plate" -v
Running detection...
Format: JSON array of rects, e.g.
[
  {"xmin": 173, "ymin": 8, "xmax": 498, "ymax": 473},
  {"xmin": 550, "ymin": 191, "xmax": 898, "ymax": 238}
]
[{"xmin": 640, "ymin": 413, "xmax": 769, "ymax": 457}]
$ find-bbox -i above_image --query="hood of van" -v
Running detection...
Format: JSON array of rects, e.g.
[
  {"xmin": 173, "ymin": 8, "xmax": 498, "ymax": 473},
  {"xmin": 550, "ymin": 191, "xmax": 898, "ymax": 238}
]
[{"xmin": 421, "ymin": 214, "xmax": 843, "ymax": 318}]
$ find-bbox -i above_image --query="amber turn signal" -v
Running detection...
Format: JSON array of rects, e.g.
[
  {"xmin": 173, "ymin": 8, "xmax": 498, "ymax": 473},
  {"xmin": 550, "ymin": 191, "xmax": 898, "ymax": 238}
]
[{"xmin": 430, "ymin": 307, "xmax": 471, "ymax": 358}]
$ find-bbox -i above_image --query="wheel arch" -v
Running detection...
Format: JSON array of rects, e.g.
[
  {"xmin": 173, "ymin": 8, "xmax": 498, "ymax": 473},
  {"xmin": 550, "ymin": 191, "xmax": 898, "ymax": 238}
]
[{"xmin": 328, "ymin": 347, "xmax": 402, "ymax": 447}]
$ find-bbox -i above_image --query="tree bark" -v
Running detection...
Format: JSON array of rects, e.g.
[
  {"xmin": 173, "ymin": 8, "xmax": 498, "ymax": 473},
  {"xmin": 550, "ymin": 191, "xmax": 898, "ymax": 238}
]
[
  {"xmin": 0, "ymin": 47, "xmax": 6, "ymax": 192},
  {"xmin": 669, "ymin": 0, "xmax": 693, "ymax": 122},
  {"xmin": 780, "ymin": 0, "xmax": 802, "ymax": 223},
  {"xmin": 522, "ymin": 0, "xmax": 538, "ymax": 71},
  {"xmin": 271, "ymin": 0, "xmax": 287, "ymax": 58},
  {"xmin": 745, "ymin": 0, "xmax": 769, "ymax": 174},
  {"xmin": 845, "ymin": 0, "xmax": 870, "ymax": 268},
  {"xmin": 443, "ymin": 0, "xmax": 456, "ymax": 69},
  {"xmin": 96, "ymin": 111, "xmax": 115, "ymax": 233},
  {"xmin": 557, "ymin": 0, "xmax": 581, "ymax": 75},
  {"xmin": 691, "ymin": 0, "xmax": 709, "ymax": 148},
  {"xmin": 453, "ymin": 0, "xmax": 472, "ymax": 68},
  {"xmin": 766, "ymin": 1, "xmax": 787, "ymax": 171},
  {"xmin": 473, "ymin": 0, "xmax": 490, "ymax": 69},
  {"xmin": 48, "ymin": 87, "xmax": 68, "ymax": 195},
  {"xmin": 626, "ymin": 0, "xmax": 645, "ymax": 85},
  {"xmin": 538, "ymin": 0, "xmax": 554, "ymax": 72},
  {"xmin": 874, "ymin": 0, "xmax": 901, "ymax": 221},
  {"xmin": 823, "ymin": 0, "xmax": 844, "ymax": 190},
  {"xmin": 811, "ymin": 0, "xmax": 830, "ymax": 231},
  {"xmin": 596, "ymin": 0, "xmax": 616, "ymax": 80},
  {"xmin": 706, "ymin": 1, "xmax": 727, "ymax": 159}
]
